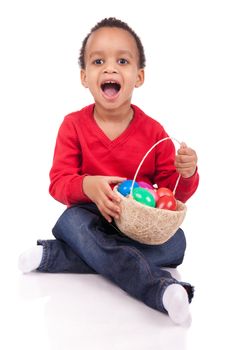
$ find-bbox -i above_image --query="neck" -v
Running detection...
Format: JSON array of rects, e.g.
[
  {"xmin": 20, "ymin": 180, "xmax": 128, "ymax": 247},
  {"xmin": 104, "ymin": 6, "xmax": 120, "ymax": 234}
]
[{"xmin": 94, "ymin": 103, "xmax": 133, "ymax": 123}]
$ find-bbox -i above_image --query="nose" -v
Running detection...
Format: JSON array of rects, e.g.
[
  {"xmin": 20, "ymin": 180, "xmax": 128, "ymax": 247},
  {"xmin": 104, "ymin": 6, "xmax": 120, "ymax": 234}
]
[{"xmin": 103, "ymin": 60, "xmax": 118, "ymax": 74}]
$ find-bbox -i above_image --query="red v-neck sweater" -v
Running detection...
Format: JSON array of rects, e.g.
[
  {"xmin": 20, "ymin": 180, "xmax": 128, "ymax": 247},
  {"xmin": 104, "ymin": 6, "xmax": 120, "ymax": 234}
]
[{"xmin": 49, "ymin": 104, "xmax": 199, "ymax": 205}]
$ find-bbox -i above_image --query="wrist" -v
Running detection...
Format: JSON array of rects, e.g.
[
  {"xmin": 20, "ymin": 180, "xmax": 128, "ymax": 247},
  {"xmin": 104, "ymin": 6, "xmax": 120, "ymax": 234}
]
[
  {"xmin": 181, "ymin": 167, "xmax": 197, "ymax": 179},
  {"xmin": 82, "ymin": 175, "xmax": 92, "ymax": 196}
]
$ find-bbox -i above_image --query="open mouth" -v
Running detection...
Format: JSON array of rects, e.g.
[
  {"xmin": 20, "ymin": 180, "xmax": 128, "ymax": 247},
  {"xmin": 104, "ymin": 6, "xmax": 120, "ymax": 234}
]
[{"xmin": 101, "ymin": 81, "xmax": 121, "ymax": 98}]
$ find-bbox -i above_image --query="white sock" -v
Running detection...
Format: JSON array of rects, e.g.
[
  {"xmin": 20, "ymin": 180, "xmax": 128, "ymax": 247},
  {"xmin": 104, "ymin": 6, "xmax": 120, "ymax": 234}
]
[
  {"xmin": 18, "ymin": 246, "xmax": 43, "ymax": 273},
  {"xmin": 162, "ymin": 284, "xmax": 191, "ymax": 326}
]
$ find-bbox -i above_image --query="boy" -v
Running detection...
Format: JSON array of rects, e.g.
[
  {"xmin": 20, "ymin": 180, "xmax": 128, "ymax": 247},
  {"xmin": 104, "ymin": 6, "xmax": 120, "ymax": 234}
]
[{"xmin": 19, "ymin": 18, "xmax": 199, "ymax": 325}]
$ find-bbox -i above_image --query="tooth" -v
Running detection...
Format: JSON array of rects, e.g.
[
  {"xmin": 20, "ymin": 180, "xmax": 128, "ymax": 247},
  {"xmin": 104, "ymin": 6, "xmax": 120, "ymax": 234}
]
[{"xmin": 102, "ymin": 80, "xmax": 119, "ymax": 84}]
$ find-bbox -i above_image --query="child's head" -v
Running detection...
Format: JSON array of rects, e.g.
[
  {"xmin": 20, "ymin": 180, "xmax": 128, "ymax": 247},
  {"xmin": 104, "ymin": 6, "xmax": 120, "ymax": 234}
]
[
  {"xmin": 79, "ymin": 18, "xmax": 145, "ymax": 110},
  {"xmin": 79, "ymin": 17, "xmax": 146, "ymax": 70}
]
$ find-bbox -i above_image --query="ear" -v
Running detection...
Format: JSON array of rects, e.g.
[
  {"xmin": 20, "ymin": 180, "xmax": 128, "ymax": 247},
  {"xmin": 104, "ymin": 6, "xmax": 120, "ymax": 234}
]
[
  {"xmin": 135, "ymin": 69, "xmax": 145, "ymax": 88},
  {"xmin": 80, "ymin": 69, "xmax": 88, "ymax": 88}
]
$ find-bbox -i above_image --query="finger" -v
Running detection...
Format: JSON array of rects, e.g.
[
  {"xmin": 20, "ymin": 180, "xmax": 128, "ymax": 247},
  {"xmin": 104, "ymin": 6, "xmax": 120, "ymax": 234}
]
[
  {"xmin": 97, "ymin": 194, "xmax": 121, "ymax": 216},
  {"xmin": 99, "ymin": 203, "xmax": 120, "ymax": 222},
  {"xmin": 103, "ymin": 183, "xmax": 122, "ymax": 203},
  {"xmin": 108, "ymin": 190, "xmax": 122, "ymax": 203},
  {"xmin": 105, "ymin": 200, "xmax": 121, "ymax": 217},
  {"xmin": 97, "ymin": 201, "xmax": 114, "ymax": 222},
  {"xmin": 175, "ymin": 159, "xmax": 196, "ymax": 169},
  {"xmin": 176, "ymin": 154, "xmax": 195, "ymax": 163},
  {"xmin": 177, "ymin": 148, "xmax": 196, "ymax": 157},
  {"xmin": 100, "ymin": 187, "xmax": 120, "ymax": 204},
  {"xmin": 101, "ymin": 212, "xmax": 113, "ymax": 223}
]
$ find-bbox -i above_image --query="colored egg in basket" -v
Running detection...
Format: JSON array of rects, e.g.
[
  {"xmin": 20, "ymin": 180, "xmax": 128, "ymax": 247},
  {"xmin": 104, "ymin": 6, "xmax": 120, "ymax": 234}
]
[{"xmin": 113, "ymin": 137, "xmax": 188, "ymax": 244}]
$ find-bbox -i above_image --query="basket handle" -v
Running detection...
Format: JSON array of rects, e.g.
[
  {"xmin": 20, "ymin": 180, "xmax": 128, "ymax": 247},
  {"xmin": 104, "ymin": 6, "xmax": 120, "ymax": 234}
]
[{"xmin": 130, "ymin": 137, "xmax": 182, "ymax": 196}]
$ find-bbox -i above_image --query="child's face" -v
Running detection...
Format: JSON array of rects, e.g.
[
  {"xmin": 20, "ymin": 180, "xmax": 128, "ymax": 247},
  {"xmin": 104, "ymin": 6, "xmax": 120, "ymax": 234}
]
[{"xmin": 81, "ymin": 27, "xmax": 144, "ymax": 111}]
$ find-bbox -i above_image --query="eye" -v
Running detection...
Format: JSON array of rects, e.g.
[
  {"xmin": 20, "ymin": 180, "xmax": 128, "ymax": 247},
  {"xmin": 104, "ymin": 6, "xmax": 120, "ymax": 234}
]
[
  {"xmin": 118, "ymin": 58, "xmax": 129, "ymax": 65},
  {"xmin": 94, "ymin": 59, "xmax": 104, "ymax": 65}
]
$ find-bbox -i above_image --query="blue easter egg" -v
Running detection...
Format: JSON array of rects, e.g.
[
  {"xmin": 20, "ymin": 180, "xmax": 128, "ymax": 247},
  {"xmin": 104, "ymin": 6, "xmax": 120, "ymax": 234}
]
[{"xmin": 117, "ymin": 180, "xmax": 139, "ymax": 196}]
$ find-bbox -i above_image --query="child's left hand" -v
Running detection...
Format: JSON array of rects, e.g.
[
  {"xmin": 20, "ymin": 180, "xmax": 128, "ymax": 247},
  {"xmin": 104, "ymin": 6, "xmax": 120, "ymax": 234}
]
[{"xmin": 175, "ymin": 142, "xmax": 198, "ymax": 178}]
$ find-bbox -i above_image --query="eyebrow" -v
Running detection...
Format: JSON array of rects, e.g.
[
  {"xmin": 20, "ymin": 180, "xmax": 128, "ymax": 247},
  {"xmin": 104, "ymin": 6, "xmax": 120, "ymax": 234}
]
[{"xmin": 88, "ymin": 50, "xmax": 134, "ymax": 58}]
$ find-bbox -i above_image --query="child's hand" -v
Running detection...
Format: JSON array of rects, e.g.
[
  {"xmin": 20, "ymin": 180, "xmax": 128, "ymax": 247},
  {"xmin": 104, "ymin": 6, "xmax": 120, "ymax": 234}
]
[
  {"xmin": 83, "ymin": 175, "xmax": 127, "ymax": 223},
  {"xmin": 175, "ymin": 142, "xmax": 198, "ymax": 178}
]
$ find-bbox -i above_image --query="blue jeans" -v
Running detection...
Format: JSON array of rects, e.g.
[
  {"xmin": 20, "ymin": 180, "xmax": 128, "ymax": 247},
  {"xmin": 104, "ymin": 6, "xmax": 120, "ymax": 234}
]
[{"xmin": 37, "ymin": 203, "xmax": 194, "ymax": 313}]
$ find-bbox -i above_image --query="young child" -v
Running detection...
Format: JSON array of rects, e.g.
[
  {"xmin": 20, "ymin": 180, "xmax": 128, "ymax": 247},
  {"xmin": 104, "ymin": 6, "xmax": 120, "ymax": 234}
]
[{"xmin": 19, "ymin": 17, "xmax": 199, "ymax": 325}]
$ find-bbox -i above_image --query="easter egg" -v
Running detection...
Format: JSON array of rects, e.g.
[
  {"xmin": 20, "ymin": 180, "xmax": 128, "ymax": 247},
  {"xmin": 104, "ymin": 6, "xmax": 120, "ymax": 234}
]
[
  {"xmin": 156, "ymin": 187, "xmax": 174, "ymax": 198},
  {"xmin": 153, "ymin": 189, "xmax": 160, "ymax": 202},
  {"xmin": 157, "ymin": 195, "xmax": 177, "ymax": 211},
  {"xmin": 137, "ymin": 181, "xmax": 154, "ymax": 190},
  {"xmin": 132, "ymin": 187, "xmax": 155, "ymax": 207},
  {"xmin": 147, "ymin": 189, "xmax": 157, "ymax": 206},
  {"xmin": 117, "ymin": 180, "xmax": 139, "ymax": 197}
]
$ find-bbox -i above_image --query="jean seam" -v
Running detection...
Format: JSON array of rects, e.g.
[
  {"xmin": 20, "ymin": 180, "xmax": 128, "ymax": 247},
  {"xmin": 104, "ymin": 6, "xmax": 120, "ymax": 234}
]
[
  {"xmin": 37, "ymin": 239, "xmax": 49, "ymax": 271},
  {"xmin": 120, "ymin": 245, "xmax": 154, "ymax": 279}
]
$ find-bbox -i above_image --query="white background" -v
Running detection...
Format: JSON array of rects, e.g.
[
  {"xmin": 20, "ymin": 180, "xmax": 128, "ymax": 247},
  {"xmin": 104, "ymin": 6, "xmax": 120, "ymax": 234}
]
[{"xmin": 1, "ymin": 0, "xmax": 233, "ymax": 349}]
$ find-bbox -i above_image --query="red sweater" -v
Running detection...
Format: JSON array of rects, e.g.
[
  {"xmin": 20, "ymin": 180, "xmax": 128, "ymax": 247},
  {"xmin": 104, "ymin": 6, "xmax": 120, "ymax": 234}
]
[{"xmin": 49, "ymin": 104, "xmax": 199, "ymax": 205}]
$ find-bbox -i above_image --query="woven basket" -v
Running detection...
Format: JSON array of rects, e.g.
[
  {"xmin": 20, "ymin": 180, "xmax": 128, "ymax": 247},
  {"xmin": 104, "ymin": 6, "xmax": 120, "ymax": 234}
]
[{"xmin": 114, "ymin": 137, "xmax": 187, "ymax": 245}]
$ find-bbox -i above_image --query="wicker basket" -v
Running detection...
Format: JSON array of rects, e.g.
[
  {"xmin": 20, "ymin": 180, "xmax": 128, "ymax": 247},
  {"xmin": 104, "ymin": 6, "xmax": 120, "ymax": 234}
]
[{"xmin": 114, "ymin": 137, "xmax": 187, "ymax": 245}]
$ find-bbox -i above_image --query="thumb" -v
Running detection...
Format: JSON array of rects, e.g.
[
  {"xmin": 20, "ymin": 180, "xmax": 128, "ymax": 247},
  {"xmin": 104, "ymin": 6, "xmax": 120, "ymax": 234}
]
[
  {"xmin": 180, "ymin": 141, "xmax": 187, "ymax": 148},
  {"xmin": 177, "ymin": 142, "xmax": 188, "ymax": 155},
  {"xmin": 107, "ymin": 176, "xmax": 127, "ymax": 184}
]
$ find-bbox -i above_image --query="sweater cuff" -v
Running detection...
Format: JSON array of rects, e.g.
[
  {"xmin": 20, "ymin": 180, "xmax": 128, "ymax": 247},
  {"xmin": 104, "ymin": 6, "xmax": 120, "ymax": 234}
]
[
  {"xmin": 67, "ymin": 174, "xmax": 91, "ymax": 204},
  {"xmin": 178, "ymin": 168, "xmax": 199, "ymax": 191}
]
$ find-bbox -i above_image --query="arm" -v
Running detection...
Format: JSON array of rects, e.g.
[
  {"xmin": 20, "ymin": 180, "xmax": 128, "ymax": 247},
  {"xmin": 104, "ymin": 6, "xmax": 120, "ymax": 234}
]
[
  {"xmin": 174, "ymin": 142, "xmax": 199, "ymax": 202},
  {"xmin": 49, "ymin": 117, "xmax": 89, "ymax": 205},
  {"xmin": 153, "ymin": 131, "xmax": 199, "ymax": 203},
  {"xmin": 49, "ymin": 116, "xmax": 126, "ymax": 221}
]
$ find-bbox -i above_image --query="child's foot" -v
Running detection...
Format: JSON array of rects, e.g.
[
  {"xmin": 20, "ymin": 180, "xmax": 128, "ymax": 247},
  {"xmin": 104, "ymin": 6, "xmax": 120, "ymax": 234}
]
[
  {"xmin": 18, "ymin": 246, "xmax": 43, "ymax": 273},
  {"xmin": 162, "ymin": 284, "xmax": 191, "ymax": 326}
]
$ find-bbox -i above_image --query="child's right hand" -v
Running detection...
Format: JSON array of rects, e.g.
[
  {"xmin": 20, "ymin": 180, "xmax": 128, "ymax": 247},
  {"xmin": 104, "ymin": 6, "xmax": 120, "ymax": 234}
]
[{"xmin": 82, "ymin": 175, "xmax": 127, "ymax": 223}]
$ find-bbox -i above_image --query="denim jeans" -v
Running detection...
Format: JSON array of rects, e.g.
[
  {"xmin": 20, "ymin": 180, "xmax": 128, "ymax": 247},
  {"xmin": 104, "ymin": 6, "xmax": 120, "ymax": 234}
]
[{"xmin": 37, "ymin": 203, "xmax": 194, "ymax": 313}]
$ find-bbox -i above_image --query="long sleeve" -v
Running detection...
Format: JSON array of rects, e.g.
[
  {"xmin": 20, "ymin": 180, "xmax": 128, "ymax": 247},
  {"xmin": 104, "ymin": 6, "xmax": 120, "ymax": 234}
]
[
  {"xmin": 49, "ymin": 116, "xmax": 90, "ymax": 205},
  {"xmin": 151, "ymin": 128, "xmax": 199, "ymax": 203}
]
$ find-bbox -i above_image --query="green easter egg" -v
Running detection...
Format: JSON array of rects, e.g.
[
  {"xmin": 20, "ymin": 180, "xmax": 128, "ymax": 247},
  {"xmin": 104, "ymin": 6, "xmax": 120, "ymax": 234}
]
[{"xmin": 132, "ymin": 187, "xmax": 155, "ymax": 207}]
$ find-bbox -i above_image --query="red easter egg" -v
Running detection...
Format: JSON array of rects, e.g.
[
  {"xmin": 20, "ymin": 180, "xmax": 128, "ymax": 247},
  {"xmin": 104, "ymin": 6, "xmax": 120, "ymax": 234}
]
[
  {"xmin": 157, "ymin": 195, "xmax": 177, "ymax": 211},
  {"xmin": 156, "ymin": 187, "xmax": 174, "ymax": 198}
]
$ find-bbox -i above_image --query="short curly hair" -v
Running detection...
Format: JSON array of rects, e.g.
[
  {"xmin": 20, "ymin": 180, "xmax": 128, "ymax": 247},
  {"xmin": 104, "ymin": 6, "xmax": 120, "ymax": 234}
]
[{"xmin": 78, "ymin": 17, "xmax": 146, "ymax": 69}]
